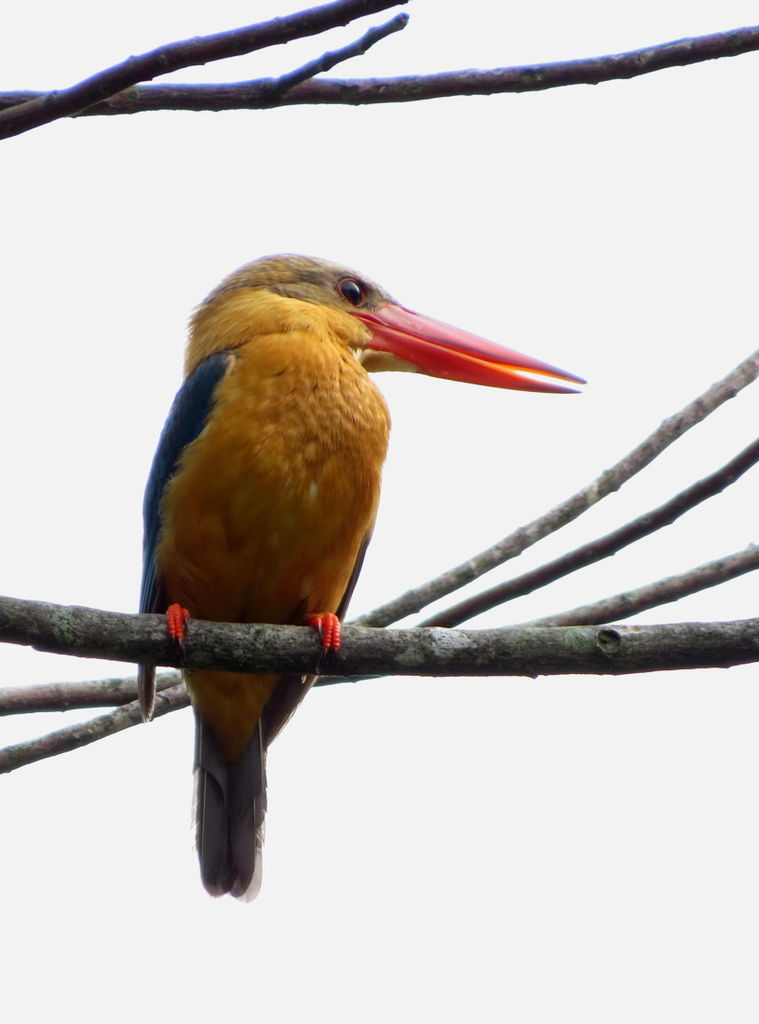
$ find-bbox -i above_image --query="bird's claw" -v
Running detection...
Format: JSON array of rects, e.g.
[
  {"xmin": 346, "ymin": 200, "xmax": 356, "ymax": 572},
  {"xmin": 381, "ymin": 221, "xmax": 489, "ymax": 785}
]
[
  {"xmin": 166, "ymin": 603, "xmax": 190, "ymax": 653},
  {"xmin": 307, "ymin": 612, "xmax": 342, "ymax": 653}
]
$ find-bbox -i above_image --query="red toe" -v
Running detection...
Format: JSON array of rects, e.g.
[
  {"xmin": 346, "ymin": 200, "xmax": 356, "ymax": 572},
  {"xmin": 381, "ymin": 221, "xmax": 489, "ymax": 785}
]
[
  {"xmin": 307, "ymin": 612, "xmax": 342, "ymax": 652},
  {"xmin": 166, "ymin": 603, "xmax": 190, "ymax": 644}
]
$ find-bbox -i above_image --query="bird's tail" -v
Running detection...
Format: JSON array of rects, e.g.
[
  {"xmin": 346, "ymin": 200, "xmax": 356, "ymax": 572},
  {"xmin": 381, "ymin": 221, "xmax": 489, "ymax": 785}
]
[
  {"xmin": 137, "ymin": 664, "xmax": 156, "ymax": 721},
  {"xmin": 193, "ymin": 710, "xmax": 267, "ymax": 900}
]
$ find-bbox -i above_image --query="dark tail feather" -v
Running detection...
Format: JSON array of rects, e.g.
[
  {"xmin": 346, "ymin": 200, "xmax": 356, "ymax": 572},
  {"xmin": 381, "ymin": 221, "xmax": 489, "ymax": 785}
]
[
  {"xmin": 193, "ymin": 711, "xmax": 266, "ymax": 901},
  {"xmin": 137, "ymin": 664, "xmax": 156, "ymax": 721}
]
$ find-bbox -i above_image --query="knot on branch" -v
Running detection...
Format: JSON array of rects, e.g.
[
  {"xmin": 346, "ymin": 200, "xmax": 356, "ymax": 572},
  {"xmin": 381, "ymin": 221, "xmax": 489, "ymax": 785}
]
[{"xmin": 596, "ymin": 627, "xmax": 623, "ymax": 657}]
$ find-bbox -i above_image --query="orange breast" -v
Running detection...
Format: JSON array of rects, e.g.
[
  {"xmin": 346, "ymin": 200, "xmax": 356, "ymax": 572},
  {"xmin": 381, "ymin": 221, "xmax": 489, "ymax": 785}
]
[{"xmin": 156, "ymin": 329, "xmax": 390, "ymax": 758}]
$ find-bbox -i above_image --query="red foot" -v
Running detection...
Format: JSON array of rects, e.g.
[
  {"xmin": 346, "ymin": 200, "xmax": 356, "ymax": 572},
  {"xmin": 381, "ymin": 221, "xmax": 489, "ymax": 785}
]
[
  {"xmin": 307, "ymin": 612, "xmax": 342, "ymax": 652},
  {"xmin": 166, "ymin": 603, "xmax": 190, "ymax": 645}
]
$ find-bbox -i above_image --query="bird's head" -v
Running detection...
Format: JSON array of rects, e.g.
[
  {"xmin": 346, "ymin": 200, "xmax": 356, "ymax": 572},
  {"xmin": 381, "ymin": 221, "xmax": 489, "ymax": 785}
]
[{"xmin": 188, "ymin": 254, "xmax": 584, "ymax": 393}]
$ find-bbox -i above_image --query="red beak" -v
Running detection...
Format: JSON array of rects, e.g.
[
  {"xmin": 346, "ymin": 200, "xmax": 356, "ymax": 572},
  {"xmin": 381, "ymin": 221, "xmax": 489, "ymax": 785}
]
[{"xmin": 354, "ymin": 304, "xmax": 585, "ymax": 394}]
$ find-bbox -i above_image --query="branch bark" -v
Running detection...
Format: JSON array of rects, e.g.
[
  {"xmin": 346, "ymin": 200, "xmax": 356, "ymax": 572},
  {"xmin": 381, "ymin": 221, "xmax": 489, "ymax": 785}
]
[
  {"xmin": 0, "ymin": 683, "xmax": 189, "ymax": 774},
  {"xmin": 254, "ymin": 12, "xmax": 408, "ymax": 100},
  {"xmin": 0, "ymin": 672, "xmax": 179, "ymax": 714},
  {"xmin": 1, "ymin": 593, "xmax": 759, "ymax": 679},
  {"xmin": 1, "ymin": 22, "xmax": 758, "ymax": 132},
  {"xmin": 0, "ymin": 0, "xmax": 407, "ymax": 140},
  {"xmin": 526, "ymin": 545, "xmax": 759, "ymax": 627}
]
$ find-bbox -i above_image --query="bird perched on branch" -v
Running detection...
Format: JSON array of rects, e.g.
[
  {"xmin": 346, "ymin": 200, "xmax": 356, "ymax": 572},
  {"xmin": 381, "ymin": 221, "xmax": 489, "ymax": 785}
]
[{"xmin": 138, "ymin": 254, "xmax": 583, "ymax": 900}]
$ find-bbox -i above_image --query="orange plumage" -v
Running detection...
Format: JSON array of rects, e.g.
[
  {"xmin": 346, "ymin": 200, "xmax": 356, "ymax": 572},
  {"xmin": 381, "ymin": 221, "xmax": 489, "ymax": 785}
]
[{"xmin": 162, "ymin": 287, "xmax": 389, "ymax": 757}]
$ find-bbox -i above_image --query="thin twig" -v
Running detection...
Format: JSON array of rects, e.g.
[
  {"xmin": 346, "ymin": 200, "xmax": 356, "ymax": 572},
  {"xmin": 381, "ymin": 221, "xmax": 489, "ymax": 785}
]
[
  {"xmin": 256, "ymin": 13, "xmax": 408, "ymax": 100},
  {"xmin": 525, "ymin": 545, "xmax": 759, "ymax": 627},
  {"xmin": 0, "ymin": 0, "xmax": 406, "ymax": 140},
  {"xmin": 425, "ymin": 436, "xmax": 759, "ymax": 628},
  {"xmin": 4, "ymin": 616, "xmax": 759, "ymax": 772},
  {"xmin": 354, "ymin": 349, "xmax": 759, "ymax": 628},
  {"xmin": 2, "ymin": 23, "xmax": 758, "ymax": 122}
]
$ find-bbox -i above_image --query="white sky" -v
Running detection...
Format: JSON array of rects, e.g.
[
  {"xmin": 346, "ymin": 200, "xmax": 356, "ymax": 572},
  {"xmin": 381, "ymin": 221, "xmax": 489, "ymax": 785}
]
[{"xmin": 2, "ymin": 2, "xmax": 759, "ymax": 1021}]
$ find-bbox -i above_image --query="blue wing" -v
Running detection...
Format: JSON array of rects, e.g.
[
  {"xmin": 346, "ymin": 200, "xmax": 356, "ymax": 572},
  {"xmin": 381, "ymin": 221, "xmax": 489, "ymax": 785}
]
[{"xmin": 139, "ymin": 352, "xmax": 232, "ymax": 615}]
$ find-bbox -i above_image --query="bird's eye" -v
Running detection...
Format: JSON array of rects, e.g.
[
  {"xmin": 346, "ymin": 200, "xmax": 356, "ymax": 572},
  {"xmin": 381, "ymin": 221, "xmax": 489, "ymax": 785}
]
[{"xmin": 337, "ymin": 277, "xmax": 365, "ymax": 307}]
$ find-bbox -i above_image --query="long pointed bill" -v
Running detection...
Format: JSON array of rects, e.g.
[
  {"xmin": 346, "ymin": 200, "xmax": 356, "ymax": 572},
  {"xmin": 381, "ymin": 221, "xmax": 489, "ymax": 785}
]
[{"xmin": 354, "ymin": 304, "xmax": 585, "ymax": 394}]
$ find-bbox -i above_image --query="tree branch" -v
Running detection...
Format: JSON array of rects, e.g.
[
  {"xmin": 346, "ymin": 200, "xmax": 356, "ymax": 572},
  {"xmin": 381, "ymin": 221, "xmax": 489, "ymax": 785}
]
[
  {"xmin": 0, "ymin": 683, "xmax": 189, "ymax": 774},
  {"xmin": 0, "ymin": 0, "xmax": 407, "ymax": 140},
  {"xmin": 525, "ymin": 545, "xmax": 759, "ymax": 627},
  {"xmin": 426, "ymin": 436, "xmax": 759, "ymax": 628},
  {"xmin": 0, "ymin": 671, "xmax": 179, "ymax": 714},
  {"xmin": 254, "ymin": 12, "xmax": 408, "ymax": 101},
  {"xmin": 2, "ymin": 23, "xmax": 758, "ymax": 127},
  {"xmin": 2, "ymin": 592, "xmax": 759, "ymax": 679},
  {"xmin": 355, "ymin": 349, "xmax": 759, "ymax": 627},
  {"xmin": 3, "ymin": 616, "xmax": 759, "ymax": 773}
]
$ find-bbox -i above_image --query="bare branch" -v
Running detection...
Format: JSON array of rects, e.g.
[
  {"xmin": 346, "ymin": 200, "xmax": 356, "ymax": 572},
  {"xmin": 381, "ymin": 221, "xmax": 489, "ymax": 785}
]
[
  {"xmin": 3, "ymin": 591, "xmax": 759, "ymax": 680},
  {"xmin": 0, "ymin": 595, "xmax": 331, "ymax": 672},
  {"xmin": 0, "ymin": 683, "xmax": 189, "ymax": 774},
  {"xmin": 426, "ymin": 436, "xmax": 759, "ymax": 628},
  {"xmin": 0, "ymin": 0, "xmax": 407, "ymax": 140},
  {"xmin": 0, "ymin": 672, "xmax": 179, "ymax": 715},
  {"xmin": 256, "ymin": 12, "xmax": 408, "ymax": 100},
  {"xmin": 3, "ymin": 616, "xmax": 759, "ymax": 772},
  {"xmin": 526, "ymin": 545, "xmax": 759, "ymax": 627},
  {"xmin": 355, "ymin": 349, "xmax": 759, "ymax": 627},
  {"xmin": 2, "ymin": 23, "xmax": 758, "ymax": 124}
]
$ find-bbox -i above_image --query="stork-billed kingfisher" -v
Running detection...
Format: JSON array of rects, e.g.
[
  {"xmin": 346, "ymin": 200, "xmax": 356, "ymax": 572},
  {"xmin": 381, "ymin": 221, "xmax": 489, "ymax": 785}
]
[{"xmin": 138, "ymin": 254, "xmax": 583, "ymax": 900}]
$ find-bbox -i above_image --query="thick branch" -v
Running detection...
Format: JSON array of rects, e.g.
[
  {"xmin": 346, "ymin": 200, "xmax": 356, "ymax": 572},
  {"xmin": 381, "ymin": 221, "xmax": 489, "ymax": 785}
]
[
  {"xmin": 0, "ymin": 0, "xmax": 406, "ymax": 140},
  {"xmin": 356, "ymin": 349, "xmax": 759, "ymax": 627},
  {"xmin": 427, "ymin": 436, "xmax": 759, "ymax": 627},
  {"xmin": 2, "ymin": 23, "xmax": 758, "ymax": 124},
  {"xmin": 1, "ymin": 593, "xmax": 759, "ymax": 679},
  {"xmin": 2, "ymin": 617, "xmax": 759, "ymax": 773}
]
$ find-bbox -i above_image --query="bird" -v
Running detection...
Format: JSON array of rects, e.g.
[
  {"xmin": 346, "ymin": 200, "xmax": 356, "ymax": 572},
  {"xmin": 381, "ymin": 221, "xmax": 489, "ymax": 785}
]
[{"xmin": 138, "ymin": 254, "xmax": 583, "ymax": 900}]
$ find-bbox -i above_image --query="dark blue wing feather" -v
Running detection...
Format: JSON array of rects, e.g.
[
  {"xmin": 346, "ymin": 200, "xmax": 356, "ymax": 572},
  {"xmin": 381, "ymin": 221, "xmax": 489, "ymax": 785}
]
[{"xmin": 139, "ymin": 352, "xmax": 232, "ymax": 614}]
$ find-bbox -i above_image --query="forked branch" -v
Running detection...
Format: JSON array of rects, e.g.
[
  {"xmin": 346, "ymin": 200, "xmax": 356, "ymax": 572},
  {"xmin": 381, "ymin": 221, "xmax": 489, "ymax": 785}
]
[
  {"xmin": 0, "ymin": 0, "xmax": 407, "ymax": 139},
  {"xmin": 1, "ymin": 15, "xmax": 758, "ymax": 137}
]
